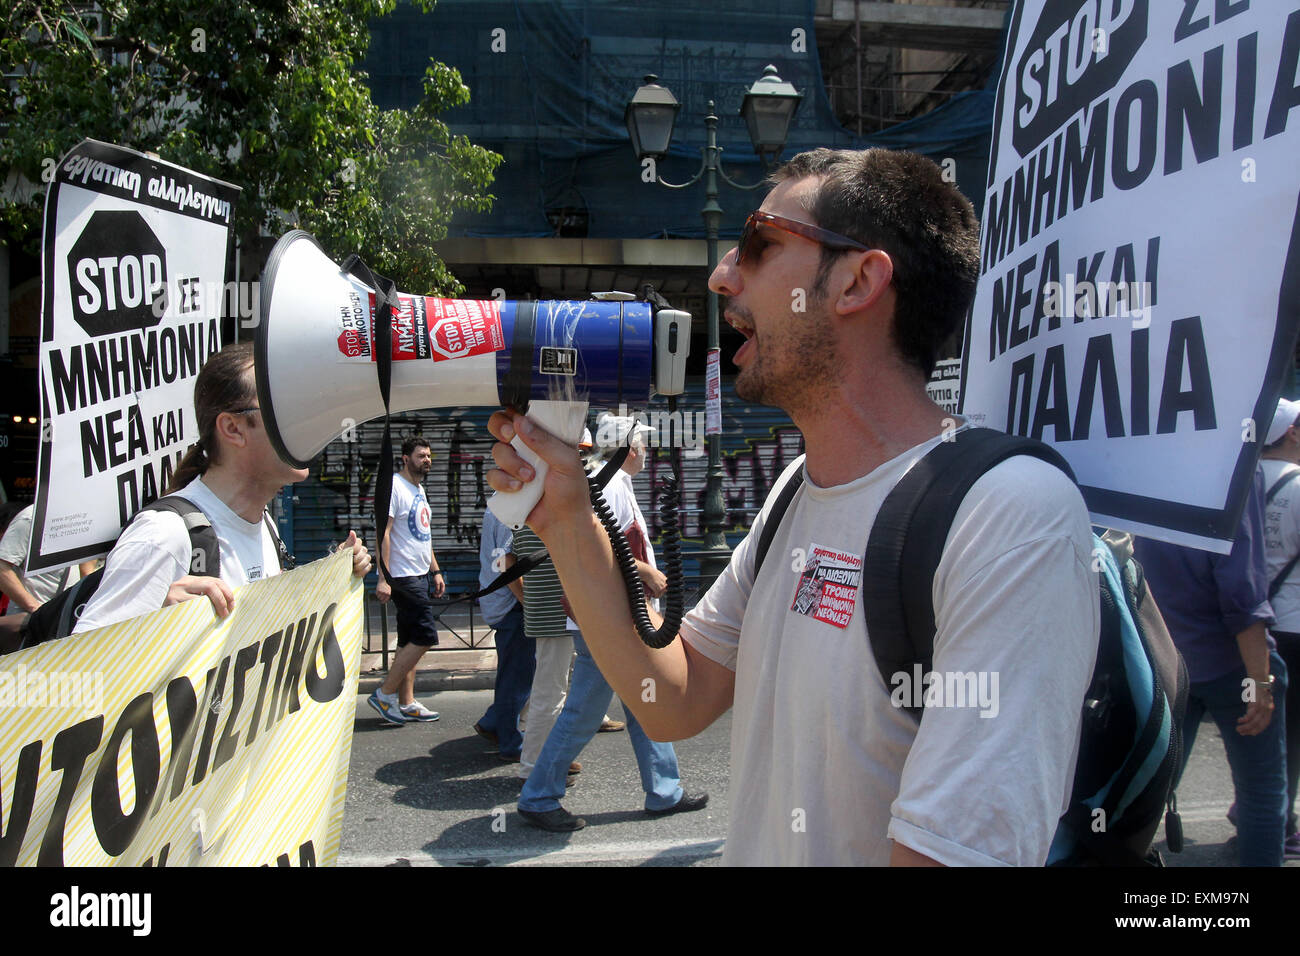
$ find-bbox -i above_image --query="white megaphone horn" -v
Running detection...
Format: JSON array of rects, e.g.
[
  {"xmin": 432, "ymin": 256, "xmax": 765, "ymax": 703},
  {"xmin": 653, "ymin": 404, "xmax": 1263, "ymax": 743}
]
[{"xmin": 254, "ymin": 231, "xmax": 691, "ymax": 528}]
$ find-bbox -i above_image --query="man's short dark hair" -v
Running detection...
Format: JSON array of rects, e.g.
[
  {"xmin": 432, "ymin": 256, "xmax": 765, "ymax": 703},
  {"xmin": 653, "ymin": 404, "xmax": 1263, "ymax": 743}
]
[
  {"xmin": 401, "ymin": 435, "xmax": 431, "ymax": 458},
  {"xmin": 770, "ymin": 148, "xmax": 980, "ymax": 377}
]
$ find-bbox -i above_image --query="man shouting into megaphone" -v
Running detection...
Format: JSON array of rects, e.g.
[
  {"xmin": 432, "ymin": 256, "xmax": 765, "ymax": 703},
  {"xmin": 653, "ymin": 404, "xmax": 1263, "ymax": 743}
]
[{"xmin": 484, "ymin": 147, "xmax": 1099, "ymax": 867}]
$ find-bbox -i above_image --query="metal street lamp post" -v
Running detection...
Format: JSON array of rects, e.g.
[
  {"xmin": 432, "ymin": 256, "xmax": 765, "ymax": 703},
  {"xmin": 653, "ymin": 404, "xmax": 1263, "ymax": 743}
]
[{"xmin": 626, "ymin": 66, "xmax": 801, "ymax": 592}]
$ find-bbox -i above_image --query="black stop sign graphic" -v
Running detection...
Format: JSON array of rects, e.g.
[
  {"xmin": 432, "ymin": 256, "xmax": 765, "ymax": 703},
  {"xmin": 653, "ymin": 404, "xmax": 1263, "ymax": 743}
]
[{"xmin": 67, "ymin": 210, "xmax": 168, "ymax": 337}]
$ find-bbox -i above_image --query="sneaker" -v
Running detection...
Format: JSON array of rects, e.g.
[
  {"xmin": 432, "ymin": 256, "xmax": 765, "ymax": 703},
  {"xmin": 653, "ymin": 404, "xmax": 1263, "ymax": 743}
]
[
  {"xmin": 598, "ymin": 717, "xmax": 626, "ymax": 733},
  {"xmin": 518, "ymin": 806, "xmax": 586, "ymax": 832},
  {"xmin": 400, "ymin": 700, "xmax": 440, "ymax": 722},
  {"xmin": 368, "ymin": 689, "xmax": 406, "ymax": 726},
  {"xmin": 645, "ymin": 791, "xmax": 709, "ymax": 818},
  {"xmin": 1285, "ymin": 831, "xmax": 1300, "ymax": 860}
]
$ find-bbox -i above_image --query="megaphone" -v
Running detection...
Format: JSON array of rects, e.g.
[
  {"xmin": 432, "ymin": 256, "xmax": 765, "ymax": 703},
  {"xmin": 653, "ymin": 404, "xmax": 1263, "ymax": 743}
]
[{"xmin": 255, "ymin": 231, "xmax": 691, "ymax": 528}]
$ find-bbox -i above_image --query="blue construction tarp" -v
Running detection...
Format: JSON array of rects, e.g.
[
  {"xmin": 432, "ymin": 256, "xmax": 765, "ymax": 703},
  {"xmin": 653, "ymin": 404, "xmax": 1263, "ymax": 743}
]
[{"xmin": 364, "ymin": 0, "xmax": 1006, "ymax": 238}]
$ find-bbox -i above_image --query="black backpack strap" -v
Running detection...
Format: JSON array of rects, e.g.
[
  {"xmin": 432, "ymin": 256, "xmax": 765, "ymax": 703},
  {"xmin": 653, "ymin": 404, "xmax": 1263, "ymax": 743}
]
[
  {"xmin": 1271, "ymin": 553, "xmax": 1300, "ymax": 600},
  {"xmin": 1267, "ymin": 466, "xmax": 1300, "ymax": 504},
  {"xmin": 862, "ymin": 427, "xmax": 1075, "ymax": 717},
  {"xmin": 753, "ymin": 462, "xmax": 806, "ymax": 580},
  {"xmin": 21, "ymin": 495, "xmax": 220, "ymax": 647},
  {"xmin": 141, "ymin": 496, "xmax": 220, "ymax": 577}
]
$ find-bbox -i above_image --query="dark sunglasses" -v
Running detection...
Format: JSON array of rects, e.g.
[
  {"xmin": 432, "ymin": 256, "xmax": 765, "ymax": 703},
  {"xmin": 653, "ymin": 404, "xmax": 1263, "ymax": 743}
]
[{"xmin": 736, "ymin": 210, "xmax": 871, "ymax": 267}]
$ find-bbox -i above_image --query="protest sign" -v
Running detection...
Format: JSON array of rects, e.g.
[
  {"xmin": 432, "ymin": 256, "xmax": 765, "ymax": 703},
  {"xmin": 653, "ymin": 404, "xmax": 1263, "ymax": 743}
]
[
  {"xmin": 0, "ymin": 549, "xmax": 361, "ymax": 867},
  {"xmin": 960, "ymin": 0, "xmax": 1300, "ymax": 551},
  {"xmin": 30, "ymin": 140, "xmax": 240, "ymax": 573},
  {"xmin": 927, "ymin": 358, "xmax": 963, "ymax": 415}
]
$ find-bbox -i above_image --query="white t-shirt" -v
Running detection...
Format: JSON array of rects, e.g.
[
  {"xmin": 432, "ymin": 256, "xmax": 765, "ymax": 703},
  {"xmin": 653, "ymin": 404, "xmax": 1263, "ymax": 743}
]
[
  {"xmin": 0, "ymin": 505, "xmax": 82, "ymax": 614},
  {"xmin": 387, "ymin": 473, "xmax": 432, "ymax": 578},
  {"xmin": 680, "ymin": 433, "xmax": 1099, "ymax": 866},
  {"xmin": 1261, "ymin": 459, "xmax": 1300, "ymax": 632},
  {"xmin": 73, "ymin": 478, "xmax": 282, "ymax": 634}
]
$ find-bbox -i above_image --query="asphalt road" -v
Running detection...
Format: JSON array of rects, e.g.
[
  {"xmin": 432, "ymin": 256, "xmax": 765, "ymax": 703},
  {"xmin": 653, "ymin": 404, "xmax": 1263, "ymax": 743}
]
[
  {"xmin": 339, "ymin": 689, "xmax": 731, "ymax": 866},
  {"xmin": 338, "ymin": 687, "xmax": 1294, "ymax": 867}
]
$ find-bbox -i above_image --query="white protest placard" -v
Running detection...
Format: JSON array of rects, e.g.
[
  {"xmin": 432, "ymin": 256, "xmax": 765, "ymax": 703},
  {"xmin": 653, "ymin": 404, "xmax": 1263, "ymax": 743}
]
[
  {"xmin": 30, "ymin": 140, "xmax": 240, "ymax": 573},
  {"xmin": 960, "ymin": 0, "xmax": 1300, "ymax": 552},
  {"xmin": 927, "ymin": 358, "xmax": 962, "ymax": 415}
]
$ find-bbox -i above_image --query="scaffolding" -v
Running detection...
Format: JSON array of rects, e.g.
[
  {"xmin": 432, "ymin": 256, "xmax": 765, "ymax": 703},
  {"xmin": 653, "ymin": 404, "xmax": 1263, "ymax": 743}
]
[{"xmin": 815, "ymin": 0, "xmax": 1009, "ymax": 135}]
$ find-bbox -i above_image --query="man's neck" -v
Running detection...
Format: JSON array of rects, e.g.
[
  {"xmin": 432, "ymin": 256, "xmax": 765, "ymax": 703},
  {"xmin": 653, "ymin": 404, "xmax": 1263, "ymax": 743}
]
[
  {"xmin": 196, "ymin": 464, "xmax": 275, "ymax": 523},
  {"xmin": 791, "ymin": 364, "xmax": 951, "ymax": 488},
  {"xmin": 399, "ymin": 467, "xmax": 422, "ymax": 486}
]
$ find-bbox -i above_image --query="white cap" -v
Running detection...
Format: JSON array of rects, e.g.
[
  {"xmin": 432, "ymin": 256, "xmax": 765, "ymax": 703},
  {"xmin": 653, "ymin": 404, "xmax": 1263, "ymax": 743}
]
[
  {"xmin": 594, "ymin": 411, "xmax": 653, "ymax": 451},
  {"xmin": 1267, "ymin": 398, "xmax": 1300, "ymax": 445}
]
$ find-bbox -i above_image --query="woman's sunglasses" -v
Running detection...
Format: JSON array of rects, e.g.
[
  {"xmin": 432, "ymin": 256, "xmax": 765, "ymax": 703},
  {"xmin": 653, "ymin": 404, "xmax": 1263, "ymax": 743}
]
[{"xmin": 736, "ymin": 210, "xmax": 871, "ymax": 267}]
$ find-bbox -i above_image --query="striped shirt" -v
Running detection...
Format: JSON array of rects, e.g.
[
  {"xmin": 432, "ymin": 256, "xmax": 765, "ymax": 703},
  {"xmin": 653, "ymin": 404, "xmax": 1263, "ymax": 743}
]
[{"xmin": 514, "ymin": 526, "xmax": 568, "ymax": 639}]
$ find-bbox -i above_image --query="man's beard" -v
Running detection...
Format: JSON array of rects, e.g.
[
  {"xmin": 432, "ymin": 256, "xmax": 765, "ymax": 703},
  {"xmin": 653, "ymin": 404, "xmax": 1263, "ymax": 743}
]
[{"xmin": 732, "ymin": 300, "xmax": 838, "ymax": 412}]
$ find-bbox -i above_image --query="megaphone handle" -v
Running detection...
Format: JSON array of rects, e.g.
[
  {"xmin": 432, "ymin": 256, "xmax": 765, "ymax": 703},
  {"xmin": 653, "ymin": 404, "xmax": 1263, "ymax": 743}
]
[{"xmin": 488, "ymin": 399, "xmax": 590, "ymax": 530}]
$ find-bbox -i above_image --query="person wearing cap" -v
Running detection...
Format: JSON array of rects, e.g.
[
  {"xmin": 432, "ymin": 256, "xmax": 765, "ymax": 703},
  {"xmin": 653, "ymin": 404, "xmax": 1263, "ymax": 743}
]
[
  {"xmin": 516, "ymin": 414, "xmax": 707, "ymax": 831},
  {"xmin": 1260, "ymin": 397, "xmax": 1300, "ymax": 858},
  {"xmin": 1134, "ymin": 455, "xmax": 1288, "ymax": 865}
]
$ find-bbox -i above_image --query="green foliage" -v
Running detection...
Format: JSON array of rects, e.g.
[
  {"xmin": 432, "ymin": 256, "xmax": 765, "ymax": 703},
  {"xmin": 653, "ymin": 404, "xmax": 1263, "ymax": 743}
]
[{"xmin": 0, "ymin": 0, "xmax": 499, "ymax": 293}]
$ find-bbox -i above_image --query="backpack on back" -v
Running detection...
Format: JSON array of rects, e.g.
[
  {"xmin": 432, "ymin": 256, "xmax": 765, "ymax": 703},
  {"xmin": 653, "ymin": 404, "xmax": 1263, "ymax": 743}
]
[
  {"xmin": 754, "ymin": 426, "xmax": 1188, "ymax": 867},
  {"xmin": 20, "ymin": 496, "xmax": 221, "ymax": 648}
]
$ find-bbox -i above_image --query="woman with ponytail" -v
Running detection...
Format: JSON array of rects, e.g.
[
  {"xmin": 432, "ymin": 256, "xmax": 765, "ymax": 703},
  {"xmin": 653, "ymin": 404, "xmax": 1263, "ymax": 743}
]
[{"xmin": 73, "ymin": 342, "xmax": 371, "ymax": 632}]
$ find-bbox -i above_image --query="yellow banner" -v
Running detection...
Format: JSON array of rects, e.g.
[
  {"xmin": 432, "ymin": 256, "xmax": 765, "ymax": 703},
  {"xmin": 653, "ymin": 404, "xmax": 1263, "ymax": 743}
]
[{"xmin": 0, "ymin": 549, "xmax": 362, "ymax": 866}]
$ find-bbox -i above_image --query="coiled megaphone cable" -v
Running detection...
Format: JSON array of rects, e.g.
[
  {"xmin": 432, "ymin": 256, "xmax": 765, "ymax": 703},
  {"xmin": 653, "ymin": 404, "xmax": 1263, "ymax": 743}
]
[{"xmin": 588, "ymin": 466, "xmax": 684, "ymax": 649}]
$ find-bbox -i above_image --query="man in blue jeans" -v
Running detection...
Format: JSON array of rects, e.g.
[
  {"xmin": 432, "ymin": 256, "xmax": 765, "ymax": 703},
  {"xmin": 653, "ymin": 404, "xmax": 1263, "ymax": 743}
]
[
  {"xmin": 474, "ymin": 509, "xmax": 535, "ymax": 758},
  {"xmin": 517, "ymin": 417, "xmax": 707, "ymax": 831},
  {"xmin": 1135, "ymin": 466, "xmax": 1290, "ymax": 866}
]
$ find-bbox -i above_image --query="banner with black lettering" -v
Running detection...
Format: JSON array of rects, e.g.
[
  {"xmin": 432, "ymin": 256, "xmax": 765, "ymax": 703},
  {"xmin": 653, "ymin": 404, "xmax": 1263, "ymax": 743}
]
[
  {"xmin": 30, "ymin": 139, "xmax": 240, "ymax": 573},
  {"xmin": 960, "ymin": 1, "xmax": 1300, "ymax": 551},
  {"xmin": 0, "ymin": 550, "xmax": 361, "ymax": 867}
]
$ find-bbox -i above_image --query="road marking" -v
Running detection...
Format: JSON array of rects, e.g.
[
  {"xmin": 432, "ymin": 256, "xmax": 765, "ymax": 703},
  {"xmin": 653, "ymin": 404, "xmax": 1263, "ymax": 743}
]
[{"xmin": 339, "ymin": 836, "xmax": 725, "ymax": 867}]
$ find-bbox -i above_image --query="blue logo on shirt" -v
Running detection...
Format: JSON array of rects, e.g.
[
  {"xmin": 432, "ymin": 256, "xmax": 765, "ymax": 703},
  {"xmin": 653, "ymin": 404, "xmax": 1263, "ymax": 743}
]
[{"xmin": 408, "ymin": 498, "xmax": 431, "ymax": 543}]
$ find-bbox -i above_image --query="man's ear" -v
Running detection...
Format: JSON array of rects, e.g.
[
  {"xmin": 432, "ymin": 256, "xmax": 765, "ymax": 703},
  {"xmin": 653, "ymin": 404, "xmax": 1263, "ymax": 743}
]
[
  {"xmin": 834, "ymin": 249, "xmax": 894, "ymax": 317},
  {"xmin": 213, "ymin": 410, "xmax": 250, "ymax": 448}
]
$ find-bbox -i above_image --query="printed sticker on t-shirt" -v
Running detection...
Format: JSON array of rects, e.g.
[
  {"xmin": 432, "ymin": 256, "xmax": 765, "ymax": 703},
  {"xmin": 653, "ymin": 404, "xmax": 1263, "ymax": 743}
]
[{"xmin": 790, "ymin": 543, "xmax": 862, "ymax": 629}]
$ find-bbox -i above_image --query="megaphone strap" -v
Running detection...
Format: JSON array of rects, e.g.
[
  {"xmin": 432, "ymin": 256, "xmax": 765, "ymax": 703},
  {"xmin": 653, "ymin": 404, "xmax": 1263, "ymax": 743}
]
[
  {"xmin": 501, "ymin": 300, "xmax": 537, "ymax": 413},
  {"xmin": 340, "ymin": 253, "xmax": 400, "ymax": 585}
]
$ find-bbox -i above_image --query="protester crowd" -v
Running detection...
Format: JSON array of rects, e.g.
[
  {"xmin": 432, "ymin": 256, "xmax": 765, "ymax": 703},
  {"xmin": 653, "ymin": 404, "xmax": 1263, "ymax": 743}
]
[{"xmin": 3, "ymin": 146, "xmax": 1298, "ymax": 865}]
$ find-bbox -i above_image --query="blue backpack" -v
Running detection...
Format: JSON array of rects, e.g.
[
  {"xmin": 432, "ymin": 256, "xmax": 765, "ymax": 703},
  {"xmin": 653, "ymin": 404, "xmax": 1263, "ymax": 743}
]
[{"xmin": 754, "ymin": 426, "xmax": 1188, "ymax": 866}]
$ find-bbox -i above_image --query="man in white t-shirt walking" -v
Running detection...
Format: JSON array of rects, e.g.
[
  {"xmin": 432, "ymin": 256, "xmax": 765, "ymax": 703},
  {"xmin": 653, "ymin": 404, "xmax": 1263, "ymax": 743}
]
[
  {"xmin": 1260, "ymin": 397, "xmax": 1300, "ymax": 858},
  {"xmin": 486, "ymin": 148, "xmax": 1098, "ymax": 865},
  {"xmin": 369, "ymin": 436, "xmax": 445, "ymax": 724}
]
